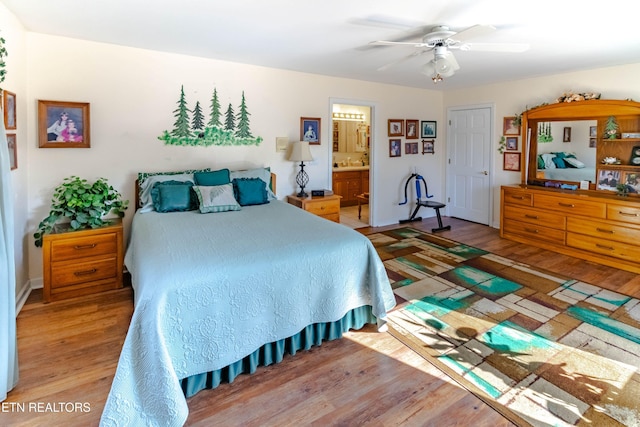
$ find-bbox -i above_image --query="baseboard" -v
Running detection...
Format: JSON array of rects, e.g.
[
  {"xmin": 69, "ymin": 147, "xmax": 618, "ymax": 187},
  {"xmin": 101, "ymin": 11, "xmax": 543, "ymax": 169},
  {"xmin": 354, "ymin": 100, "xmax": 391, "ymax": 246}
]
[{"xmin": 15, "ymin": 280, "xmax": 35, "ymax": 315}]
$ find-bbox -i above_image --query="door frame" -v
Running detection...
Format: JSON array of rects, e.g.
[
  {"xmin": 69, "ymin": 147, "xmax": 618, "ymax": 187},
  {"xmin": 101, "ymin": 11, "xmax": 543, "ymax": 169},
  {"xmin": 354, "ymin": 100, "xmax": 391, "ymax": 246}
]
[
  {"xmin": 445, "ymin": 103, "xmax": 495, "ymax": 227},
  {"xmin": 328, "ymin": 98, "xmax": 377, "ymax": 226}
]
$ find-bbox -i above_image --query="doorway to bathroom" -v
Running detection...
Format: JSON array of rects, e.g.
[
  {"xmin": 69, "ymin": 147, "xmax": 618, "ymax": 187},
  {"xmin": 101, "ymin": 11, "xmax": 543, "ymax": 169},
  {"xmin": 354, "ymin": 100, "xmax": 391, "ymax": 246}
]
[{"xmin": 329, "ymin": 99, "xmax": 374, "ymax": 228}]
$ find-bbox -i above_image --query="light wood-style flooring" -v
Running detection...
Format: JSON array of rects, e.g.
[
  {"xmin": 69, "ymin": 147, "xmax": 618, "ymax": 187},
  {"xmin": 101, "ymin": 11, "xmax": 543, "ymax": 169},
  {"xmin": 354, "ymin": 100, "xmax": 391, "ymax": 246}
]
[{"xmin": 4, "ymin": 217, "xmax": 640, "ymax": 426}]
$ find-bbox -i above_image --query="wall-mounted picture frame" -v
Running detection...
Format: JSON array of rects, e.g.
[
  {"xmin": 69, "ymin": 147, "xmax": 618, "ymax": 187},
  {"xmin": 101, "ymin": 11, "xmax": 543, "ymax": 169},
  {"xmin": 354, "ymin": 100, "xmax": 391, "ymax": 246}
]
[
  {"xmin": 589, "ymin": 125, "xmax": 597, "ymax": 138},
  {"xmin": 7, "ymin": 133, "xmax": 16, "ymax": 170},
  {"xmin": 405, "ymin": 119, "xmax": 418, "ymax": 139},
  {"xmin": 503, "ymin": 116, "xmax": 520, "ymax": 135},
  {"xmin": 422, "ymin": 139, "xmax": 435, "ymax": 155},
  {"xmin": 589, "ymin": 138, "xmax": 597, "ymax": 148},
  {"xmin": 300, "ymin": 117, "xmax": 320, "ymax": 145},
  {"xmin": 503, "ymin": 152, "xmax": 521, "ymax": 171},
  {"xmin": 389, "ymin": 138, "xmax": 401, "ymax": 157},
  {"xmin": 388, "ymin": 119, "xmax": 404, "ymax": 137},
  {"xmin": 506, "ymin": 136, "xmax": 518, "ymax": 151},
  {"xmin": 3, "ymin": 90, "xmax": 16, "ymax": 130},
  {"xmin": 38, "ymin": 100, "xmax": 90, "ymax": 148},
  {"xmin": 563, "ymin": 127, "xmax": 572, "ymax": 142},
  {"xmin": 405, "ymin": 142, "xmax": 418, "ymax": 154},
  {"xmin": 421, "ymin": 120, "xmax": 437, "ymax": 138}
]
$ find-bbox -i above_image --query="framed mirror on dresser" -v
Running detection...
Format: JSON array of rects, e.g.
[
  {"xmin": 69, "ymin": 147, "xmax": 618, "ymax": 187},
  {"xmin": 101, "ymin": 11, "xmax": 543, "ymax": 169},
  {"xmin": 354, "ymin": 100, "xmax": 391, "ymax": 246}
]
[{"xmin": 500, "ymin": 99, "xmax": 640, "ymax": 273}]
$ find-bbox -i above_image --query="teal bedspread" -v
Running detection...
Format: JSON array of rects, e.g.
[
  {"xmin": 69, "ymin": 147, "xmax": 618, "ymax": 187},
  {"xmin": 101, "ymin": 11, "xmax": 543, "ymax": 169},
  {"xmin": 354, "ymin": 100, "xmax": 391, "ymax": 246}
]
[{"xmin": 100, "ymin": 201, "xmax": 395, "ymax": 427}]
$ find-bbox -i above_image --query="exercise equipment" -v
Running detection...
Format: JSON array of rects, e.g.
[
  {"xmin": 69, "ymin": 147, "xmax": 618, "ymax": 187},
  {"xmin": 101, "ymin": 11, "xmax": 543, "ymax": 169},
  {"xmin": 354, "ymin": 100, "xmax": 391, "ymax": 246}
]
[{"xmin": 399, "ymin": 172, "xmax": 451, "ymax": 232}]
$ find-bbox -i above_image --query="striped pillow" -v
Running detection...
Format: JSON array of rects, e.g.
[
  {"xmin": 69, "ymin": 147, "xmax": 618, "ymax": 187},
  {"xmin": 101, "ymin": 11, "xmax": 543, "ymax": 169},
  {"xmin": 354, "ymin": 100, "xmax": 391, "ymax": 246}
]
[{"xmin": 192, "ymin": 184, "xmax": 241, "ymax": 213}]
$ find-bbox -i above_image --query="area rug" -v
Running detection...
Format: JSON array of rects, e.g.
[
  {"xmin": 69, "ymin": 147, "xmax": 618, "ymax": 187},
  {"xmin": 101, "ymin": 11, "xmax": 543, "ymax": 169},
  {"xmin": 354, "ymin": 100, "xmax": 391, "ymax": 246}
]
[{"xmin": 367, "ymin": 227, "xmax": 640, "ymax": 427}]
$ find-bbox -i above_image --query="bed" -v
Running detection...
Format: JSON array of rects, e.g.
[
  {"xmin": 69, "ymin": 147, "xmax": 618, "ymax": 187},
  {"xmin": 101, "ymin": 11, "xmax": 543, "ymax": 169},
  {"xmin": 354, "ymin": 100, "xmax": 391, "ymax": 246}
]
[
  {"xmin": 536, "ymin": 152, "xmax": 595, "ymax": 182},
  {"xmin": 100, "ymin": 168, "xmax": 396, "ymax": 427}
]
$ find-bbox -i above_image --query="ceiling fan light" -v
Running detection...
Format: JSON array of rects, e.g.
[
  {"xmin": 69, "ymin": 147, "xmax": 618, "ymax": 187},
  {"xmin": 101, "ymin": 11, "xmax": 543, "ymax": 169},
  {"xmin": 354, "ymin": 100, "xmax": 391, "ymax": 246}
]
[{"xmin": 421, "ymin": 61, "xmax": 436, "ymax": 77}]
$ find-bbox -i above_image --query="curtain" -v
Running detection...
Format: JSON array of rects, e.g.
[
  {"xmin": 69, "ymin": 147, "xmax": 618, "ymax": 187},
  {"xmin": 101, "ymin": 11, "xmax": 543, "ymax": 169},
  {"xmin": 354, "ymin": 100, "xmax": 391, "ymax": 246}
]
[{"xmin": 0, "ymin": 104, "xmax": 18, "ymax": 401}]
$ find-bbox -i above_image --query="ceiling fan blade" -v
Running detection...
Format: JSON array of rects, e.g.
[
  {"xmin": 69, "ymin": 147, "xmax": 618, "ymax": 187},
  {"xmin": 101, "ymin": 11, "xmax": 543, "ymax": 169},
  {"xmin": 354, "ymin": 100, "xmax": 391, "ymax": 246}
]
[
  {"xmin": 377, "ymin": 51, "xmax": 423, "ymax": 71},
  {"xmin": 464, "ymin": 42, "xmax": 529, "ymax": 52},
  {"xmin": 453, "ymin": 24, "xmax": 496, "ymax": 42},
  {"xmin": 369, "ymin": 40, "xmax": 428, "ymax": 48}
]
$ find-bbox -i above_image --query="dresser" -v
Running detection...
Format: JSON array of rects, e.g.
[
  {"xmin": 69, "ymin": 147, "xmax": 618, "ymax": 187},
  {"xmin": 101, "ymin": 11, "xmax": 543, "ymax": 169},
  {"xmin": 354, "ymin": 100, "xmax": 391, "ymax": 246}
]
[
  {"xmin": 42, "ymin": 219, "xmax": 124, "ymax": 302},
  {"xmin": 287, "ymin": 194, "xmax": 341, "ymax": 223},
  {"xmin": 501, "ymin": 185, "xmax": 640, "ymax": 273}
]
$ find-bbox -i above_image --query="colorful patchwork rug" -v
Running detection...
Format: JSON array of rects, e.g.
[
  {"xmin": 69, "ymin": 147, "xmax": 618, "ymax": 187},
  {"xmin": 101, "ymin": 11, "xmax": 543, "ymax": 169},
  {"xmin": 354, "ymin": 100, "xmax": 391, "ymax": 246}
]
[{"xmin": 368, "ymin": 227, "xmax": 640, "ymax": 427}]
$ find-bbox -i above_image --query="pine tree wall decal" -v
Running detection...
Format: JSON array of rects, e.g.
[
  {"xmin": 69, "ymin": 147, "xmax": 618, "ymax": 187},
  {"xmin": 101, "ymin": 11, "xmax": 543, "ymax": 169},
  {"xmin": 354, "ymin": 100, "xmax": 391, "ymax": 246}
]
[
  {"xmin": 224, "ymin": 103, "xmax": 235, "ymax": 131},
  {"xmin": 235, "ymin": 91, "xmax": 253, "ymax": 138},
  {"xmin": 171, "ymin": 85, "xmax": 191, "ymax": 138},
  {"xmin": 208, "ymin": 88, "xmax": 222, "ymax": 128},
  {"xmin": 191, "ymin": 101, "xmax": 205, "ymax": 135}
]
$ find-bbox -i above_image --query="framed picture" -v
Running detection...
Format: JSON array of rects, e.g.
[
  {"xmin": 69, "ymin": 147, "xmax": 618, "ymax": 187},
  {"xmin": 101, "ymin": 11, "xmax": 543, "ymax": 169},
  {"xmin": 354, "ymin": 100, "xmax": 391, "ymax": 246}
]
[
  {"xmin": 38, "ymin": 100, "xmax": 90, "ymax": 148},
  {"xmin": 506, "ymin": 136, "xmax": 518, "ymax": 151},
  {"xmin": 421, "ymin": 120, "xmax": 437, "ymax": 138},
  {"xmin": 405, "ymin": 142, "xmax": 418, "ymax": 154},
  {"xmin": 6, "ymin": 133, "xmax": 16, "ymax": 170},
  {"xmin": 388, "ymin": 119, "xmax": 404, "ymax": 137},
  {"xmin": 621, "ymin": 171, "xmax": 640, "ymax": 194},
  {"xmin": 422, "ymin": 139, "xmax": 434, "ymax": 154},
  {"xmin": 3, "ymin": 90, "xmax": 16, "ymax": 130},
  {"xmin": 389, "ymin": 139, "xmax": 401, "ymax": 157},
  {"xmin": 563, "ymin": 127, "xmax": 572, "ymax": 142},
  {"xmin": 300, "ymin": 117, "xmax": 320, "ymax": 145},
  {"xmin": 405, "ymin": 119, "xmax": 418, "ymax": 139},
  {"xmin": 589, "ymin": 138, "xmax": 597, "ymax": 148},
  {"xmin": 590, "ymin": 125, "xmax": 597, "ymax": 137},
  {"xmin": 503, "ymin": 152, "xmax": 521, "ymax": 171},
  {"xmin": 503, "ymin": 117, "xmax": 520, "ymax": 135},
  {"xmin": 597, "ymin": 169, "xmax": 621, "ymax": 191}
]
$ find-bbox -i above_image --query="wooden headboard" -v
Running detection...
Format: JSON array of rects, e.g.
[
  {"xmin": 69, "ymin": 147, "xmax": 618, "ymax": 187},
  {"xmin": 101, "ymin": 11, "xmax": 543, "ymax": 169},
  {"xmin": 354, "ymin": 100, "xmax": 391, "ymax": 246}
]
[{"xmin": 134, "ymin": 172, "xmax": 277, "ymax": 210}]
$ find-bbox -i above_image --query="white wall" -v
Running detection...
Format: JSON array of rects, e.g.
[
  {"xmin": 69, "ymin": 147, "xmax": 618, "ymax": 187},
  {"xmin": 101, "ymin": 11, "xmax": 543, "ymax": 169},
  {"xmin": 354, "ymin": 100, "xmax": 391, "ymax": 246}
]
[
  {"xmin": 24, "ymin": 33, "xmax": 444, "ymax": 281},
  {"xmin": 0, "ymin": 3, "xmax": 29, "ymax": 302},
  {"xmin": 443, "ymin": 64, "xmax": 640, "ymax": 227}
]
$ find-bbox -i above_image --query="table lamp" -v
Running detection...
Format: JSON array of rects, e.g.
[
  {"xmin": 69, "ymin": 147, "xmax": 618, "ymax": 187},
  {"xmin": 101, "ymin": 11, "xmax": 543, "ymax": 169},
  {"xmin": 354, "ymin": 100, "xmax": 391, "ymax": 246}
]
[{"xmin": 288, "ymin": 141, "xmax": 313, "ymax": 197}]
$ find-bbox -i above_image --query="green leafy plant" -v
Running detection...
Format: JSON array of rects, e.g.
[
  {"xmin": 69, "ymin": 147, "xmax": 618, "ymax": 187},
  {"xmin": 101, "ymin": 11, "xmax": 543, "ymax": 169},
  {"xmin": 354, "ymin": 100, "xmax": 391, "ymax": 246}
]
[
  {"xmin": 497, "ymin": 136, "xmax": 506, "ymax": 154},
  {"xmin": 33, "ymin": 176, "xmax": 129, "ymax": 247}
]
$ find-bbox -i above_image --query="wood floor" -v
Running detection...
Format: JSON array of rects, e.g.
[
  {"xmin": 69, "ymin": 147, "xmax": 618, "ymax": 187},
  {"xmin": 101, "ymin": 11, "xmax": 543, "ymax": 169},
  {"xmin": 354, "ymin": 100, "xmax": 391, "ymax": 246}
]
[{"xmin": 4, "ymin": 217, "xmax": 640, "ymax": 426}]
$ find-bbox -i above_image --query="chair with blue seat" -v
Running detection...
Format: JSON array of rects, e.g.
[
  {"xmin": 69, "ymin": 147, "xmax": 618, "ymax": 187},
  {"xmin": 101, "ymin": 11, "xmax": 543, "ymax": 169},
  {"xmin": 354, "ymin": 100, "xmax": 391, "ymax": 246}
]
[{"xmin": 398, "ymin": 172, "xmax": 451, "ymax": 232}]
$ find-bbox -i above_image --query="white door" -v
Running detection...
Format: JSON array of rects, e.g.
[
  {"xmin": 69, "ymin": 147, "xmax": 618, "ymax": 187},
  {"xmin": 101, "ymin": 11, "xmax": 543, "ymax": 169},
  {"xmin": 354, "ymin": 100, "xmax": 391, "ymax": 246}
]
[{"xmin": 446, "ymin": 106, "xmax": 492, "ymax": 224}]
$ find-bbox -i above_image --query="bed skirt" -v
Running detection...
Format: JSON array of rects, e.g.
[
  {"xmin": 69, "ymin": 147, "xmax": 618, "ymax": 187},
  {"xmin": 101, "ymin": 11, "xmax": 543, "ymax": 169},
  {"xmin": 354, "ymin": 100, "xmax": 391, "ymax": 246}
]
[{"xmin": 181, "ymin": 305, "xmax": 375, "ymax": 398}]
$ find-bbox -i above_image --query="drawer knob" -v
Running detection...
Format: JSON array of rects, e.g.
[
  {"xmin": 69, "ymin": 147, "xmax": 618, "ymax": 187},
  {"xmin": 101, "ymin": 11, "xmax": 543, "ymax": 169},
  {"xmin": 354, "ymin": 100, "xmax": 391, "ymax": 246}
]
[
  {"xmin": 511, "ymin": 195, "xmax": 524, "ymax": 200},
  {"xmin": 525, "ymin": 214, "xmax": 539, "ymax": 219},
  {"xmin": 596, "ymin": 228, "xmax": 614, "ymax": 234},
  {"xmin": 524, "ymin": 227, "xmax": 539, "ymax": 234},
  {"xmin": 595, "ymin": 244, "xmax": 614, "ymax": 251},
  {"xmin": 74, "ymin": 244, "xmax": 97, "ymax": 250},
  {"xmin": 74, "ymin": 268, "xmax": 97, "ymax": 276},
  {"xmin": 558, "ymin": 202, "xmax": 575, "ymax": 208},
  {"xmin": 618, "ymin": 211, "xmax": 639, "ymax": 217}
]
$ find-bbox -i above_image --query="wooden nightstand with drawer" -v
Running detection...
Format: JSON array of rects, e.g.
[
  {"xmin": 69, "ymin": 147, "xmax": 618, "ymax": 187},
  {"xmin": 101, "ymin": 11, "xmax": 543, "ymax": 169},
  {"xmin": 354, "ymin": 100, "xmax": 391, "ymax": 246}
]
[
  {"xmin": 287, "ymin": 194, "xmax": 341, "ymax": 223},
  {"xmin": 42, "ymin": 219, "xmax": 124, "ymax": 303}
]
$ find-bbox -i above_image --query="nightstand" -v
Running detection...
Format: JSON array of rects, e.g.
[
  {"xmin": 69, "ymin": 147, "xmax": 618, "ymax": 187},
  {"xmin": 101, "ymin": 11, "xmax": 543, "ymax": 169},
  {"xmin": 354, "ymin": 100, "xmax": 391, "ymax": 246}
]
[
  {"xmin": 287, "ymin": 194, "xmax": 341, "ymax": 223},
  {"xmin": 42, "ymin": 219, "xmax": 124, "ymax": 302}
]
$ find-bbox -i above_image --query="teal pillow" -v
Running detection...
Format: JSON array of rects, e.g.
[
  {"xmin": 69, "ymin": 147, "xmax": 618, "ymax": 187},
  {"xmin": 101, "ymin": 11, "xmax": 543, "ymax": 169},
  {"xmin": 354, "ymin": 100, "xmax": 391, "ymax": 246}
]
[
  {"xmin": 537, "ymin": 155, "xmax": 545, "ymax": 169},
  {"xmin": 232, "ymin": 178, "xmax": 269, "ymax": 206},
  {"xmin": 551, "ymin": 157, "xmax": 566, "ymax": 168},
  {"xmin": 151, "ymin": 181, "xmax": 195, "ymax": 212},
  {"xmin": 194, "ymin": 169, "xmax": 230, "ymax": 186}
]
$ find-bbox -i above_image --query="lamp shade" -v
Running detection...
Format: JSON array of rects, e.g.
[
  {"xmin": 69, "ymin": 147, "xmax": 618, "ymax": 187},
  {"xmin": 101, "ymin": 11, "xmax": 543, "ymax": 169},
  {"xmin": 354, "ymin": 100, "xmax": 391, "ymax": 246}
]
[{"xmin": 288, "ymin": 141, "xmax": 313, "ymax": 162}]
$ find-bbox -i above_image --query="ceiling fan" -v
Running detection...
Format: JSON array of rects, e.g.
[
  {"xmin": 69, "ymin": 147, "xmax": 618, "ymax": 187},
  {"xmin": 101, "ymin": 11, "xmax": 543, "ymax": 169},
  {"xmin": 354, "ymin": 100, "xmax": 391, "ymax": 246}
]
[{"xmin": 369, "ymin": 24, "xmax": 529, "ymax": 83}]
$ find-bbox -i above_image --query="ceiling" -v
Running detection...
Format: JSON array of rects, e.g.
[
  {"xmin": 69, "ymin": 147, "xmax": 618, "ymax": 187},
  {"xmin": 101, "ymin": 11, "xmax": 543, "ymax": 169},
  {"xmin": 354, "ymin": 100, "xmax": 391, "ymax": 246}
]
[{"xmin": 3, "ymin": 0, "xmax": 640, "ymax": 91}]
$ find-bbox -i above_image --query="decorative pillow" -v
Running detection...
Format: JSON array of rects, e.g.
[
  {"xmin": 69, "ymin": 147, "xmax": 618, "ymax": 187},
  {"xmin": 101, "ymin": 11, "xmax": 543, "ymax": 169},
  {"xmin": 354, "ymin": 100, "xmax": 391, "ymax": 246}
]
[
  {"xmin": 151, "ymin": 181, "xmax": 196, "ymax": 213},
  {"xmin": 232, "ymin": 178, "xmax": 269, "ymax": 206},
  {"xmin": 137, "ymin": 168, "xmax": 210, "ymax": 212},
  {"xmin": 564, "ymin": 157, "xmax": 586, "ymax": 168},
  {"xmin": 541, "ymin": 153, "xmax": 556, "ymax": 169},
  {"xmin": 192, "ymin": 184, "xmax": 241, "ymax": 213},
  {"xmin": 537, "ymin": 155, "xmax": 545, "ymax": 169},
  {"xmin": 552, "ymin": 157, "xmax": 567, "ymax": 168},
  {"xmin": 194, "ymin": 169, "xmax": 231, "ymax": 186},
  {"xmin": 230, "ymin": 168, "xmax": 276, "ymax": 200}
]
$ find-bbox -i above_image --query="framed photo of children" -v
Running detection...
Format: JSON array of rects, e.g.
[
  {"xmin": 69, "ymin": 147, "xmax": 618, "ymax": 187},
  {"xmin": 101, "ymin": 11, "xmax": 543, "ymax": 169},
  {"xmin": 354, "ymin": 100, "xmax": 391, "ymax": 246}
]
[
  {"xmin": 405, "ymin": 119, "xmax": 418, "ymax": 139},
  {"xmin": 506, "ymin": 136, "xmax": 518, "ymax": 150},
  {"xmin": 389, "ymin": 139, "xmax": 401, "ymax": 157},
  {"xmin": 388, "ymin": 119, "xmax": 404, "ymax": 137},
  {"xmin": 38, "ymin": 100, "xmax": 90, "ymax": 148},
  {"xmin": 421, "ymin": 120, "xmax": 437, "ymax": 138},
  {"xmin": 7, "ymin": 134, "xmax": 16, "ymax": 170},
  {"xmin": 300, "ymin": 117, "xmax": 320, "ymax": 145},
  {"xmin": 3, "ymin": 90, "xmax": 16, "ymax": 130},
  {"xmin": 503, "ymin": 152, "xmax": 521, "ymax": 171}
]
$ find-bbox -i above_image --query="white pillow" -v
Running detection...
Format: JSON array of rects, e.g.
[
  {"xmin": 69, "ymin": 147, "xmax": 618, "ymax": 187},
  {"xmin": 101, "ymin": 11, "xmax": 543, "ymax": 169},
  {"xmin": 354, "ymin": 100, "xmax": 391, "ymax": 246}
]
[
  {"xmin": 564, "ymin": 157, "xmax": 585, "ymax": 168},
  {"xmin": 541, "ymin": 153, "xmax": 556, "ymax": 169},
  {"xmin": 139, "ymin": 174, "xmax": 195, "ymax": 213},
  {"xmin": 192, "ymin": 184, "xmax": 241, "ymax": 213}
]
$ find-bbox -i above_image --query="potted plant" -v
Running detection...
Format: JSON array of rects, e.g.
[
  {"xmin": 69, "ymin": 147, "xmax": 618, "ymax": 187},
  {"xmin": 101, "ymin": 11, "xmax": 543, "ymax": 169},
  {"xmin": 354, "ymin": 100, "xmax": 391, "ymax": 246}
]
[{"xmin": 33, "ymin": 176, "xmax": 129, "ymax": 247}]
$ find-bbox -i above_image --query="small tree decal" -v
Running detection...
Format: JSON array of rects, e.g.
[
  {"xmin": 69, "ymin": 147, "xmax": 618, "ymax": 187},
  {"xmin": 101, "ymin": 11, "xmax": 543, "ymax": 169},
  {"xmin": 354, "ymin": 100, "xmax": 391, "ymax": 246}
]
[
  {"xmin": 604, "ymin": 116, "xmax": 619, "ymax": 139},
  {"xmin": 171, "ymin": 85, "xmax": 191, "ymax": 138},
  {"xmin": 208, "ymin": 88, "xmax": 222, "ymax": 128},
  {"xmin": 235, "ymin": 91, "xmax": 253, "ymax": 138},
  {"xmin": 191, "ymin": 101, "xmax": 205, "ymax": 135},
  {"xmin": 224, "ymin": 103, "xmax": 235, "ymax": 131}
]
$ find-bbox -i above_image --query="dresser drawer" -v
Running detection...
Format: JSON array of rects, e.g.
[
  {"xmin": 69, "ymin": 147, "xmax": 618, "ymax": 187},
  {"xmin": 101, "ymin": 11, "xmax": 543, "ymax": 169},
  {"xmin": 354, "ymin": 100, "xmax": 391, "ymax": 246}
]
[
  {"xmin": 320, "ymin": 213, "xmax": 340, "ymax": 223},
  {"xmin": 567, "ymin": 217, "xmax": 640, "ymax": 244},
  {"xmin": 533, "ymin": 194, "xmax": 606, "ymax": 218},
  {"xmin": 503, "ymin": 205, "xmax": 565, "ymax": 229},
  {"xmin": 567, "ymin": 233, "xmax": 640, "ymax": 263},
  {"xmin": 51, "ymin": 257, "xmax": 118, "ymax": 288},
  {"xmin": 502, "ymin": 188, "xmax": 533, "ymax": 207},
  {"xmin": 607, "ymin": 203, "xmax": 640, "ymax": 225},
  {"xmin": 332, "ymin": 171, "xmax": 361, "ymax": 181},
  {"xmin": 50, "ymin": 232, "xmax": 118, "ymax": 262},
  {"xmin": 503, "ymin": 219, "xmax": 565, "ymax": 245},
  {"xmin": 305, "ymin": 199, "xmax": 340, "ymax": 216}
]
